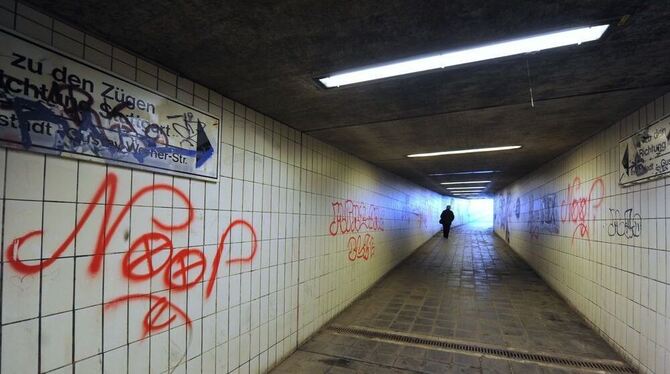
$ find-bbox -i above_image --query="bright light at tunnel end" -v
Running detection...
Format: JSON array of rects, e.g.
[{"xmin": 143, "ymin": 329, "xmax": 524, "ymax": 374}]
[
  {"xmin": 407, "ymin": 145, "xmax": 522, "ymax": 158},
  {"xmin": 318, "ymin": 24, "xmax": 609, "ymax": 88}
]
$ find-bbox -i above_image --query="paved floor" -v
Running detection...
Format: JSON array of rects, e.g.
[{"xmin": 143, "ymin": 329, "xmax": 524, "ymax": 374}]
[{"xmin": 271, "ymin": 225, "xmax": 629, "ymax": 373}]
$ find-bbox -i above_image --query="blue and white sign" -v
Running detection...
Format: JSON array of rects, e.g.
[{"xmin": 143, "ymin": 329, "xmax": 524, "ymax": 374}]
[{"xmin": 0, "ymin": 27, "xmax": 219, "ymax": 181}]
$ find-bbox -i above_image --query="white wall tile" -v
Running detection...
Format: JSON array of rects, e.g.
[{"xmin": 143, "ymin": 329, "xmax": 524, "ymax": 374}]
[
  {"xmin": 41, "ymin": 311, "xmax": 73, "ymax": 372},
  {"xmin": 6, "ymin": 150, "xmax": 43, "ymax": 200},
  {"xmin": 41, "ymin": 257, "xmax": 74, "ymax": 315},
  {"xmin": 1, "ymin": 319, "xmax": 39, "ymax": 373}
]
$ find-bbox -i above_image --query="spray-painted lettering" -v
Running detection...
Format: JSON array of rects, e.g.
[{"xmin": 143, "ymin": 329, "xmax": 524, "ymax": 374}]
[
  {"xmin": 5, "ymin": 172, "xmax": 258, "ymax": 337},
  {"xmin": 347, "ymin": 234, "xmax": 375, "ymax": 261},
  {"xmin": 560, "ymin": 176, "xmax": 605, "ymax": 245},
  {"xmin": 329, "ymin": 199, "xmax": 384, "ymax": 261},
  {"xmin": 607, "ymin": 208, "xmax": 642, "ymax": 238},
  {"xmin": 328, "ymin": 199, "xmax": 384, "ymax": 236}
]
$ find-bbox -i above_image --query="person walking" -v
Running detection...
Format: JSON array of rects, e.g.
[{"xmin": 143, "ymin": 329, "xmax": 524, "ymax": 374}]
[{"xmin": 440, "ymin": 205, "xmax": 455, "ymax": 238}]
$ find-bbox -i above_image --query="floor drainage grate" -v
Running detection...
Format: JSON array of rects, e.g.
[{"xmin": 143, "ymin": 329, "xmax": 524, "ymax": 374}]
[{"xmin": 327, "ymin": 325, "xmax": 636, "ymax": 373}]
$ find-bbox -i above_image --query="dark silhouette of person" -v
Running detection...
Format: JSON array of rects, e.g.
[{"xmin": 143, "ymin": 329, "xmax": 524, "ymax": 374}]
[{"xmin": 440, "ymin": 205, "xmax": 455, "ymax": 238}]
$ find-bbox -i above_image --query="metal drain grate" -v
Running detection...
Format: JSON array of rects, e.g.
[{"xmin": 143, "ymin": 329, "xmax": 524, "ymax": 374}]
[{"xmin": 327, "ymin": 325, "xmax": 636, "ymax": 373}]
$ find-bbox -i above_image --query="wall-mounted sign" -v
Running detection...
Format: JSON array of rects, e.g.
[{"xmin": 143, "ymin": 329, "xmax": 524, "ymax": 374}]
[
  {"xmin": 619, "ymin": 113, "xmax": 670, "ymax": 186},
  {"xmin": 0, "ymin": 27, "xmax": 219, "ymax": 181}
]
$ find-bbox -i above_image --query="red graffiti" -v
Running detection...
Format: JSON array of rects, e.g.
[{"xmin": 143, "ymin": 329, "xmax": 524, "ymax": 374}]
[
  {"xmin": 105, "ymin": 294, "xmax": 191, "ymax": 337},
  {"xmin": 560, "ymin": 176, "xmax": 605, "ymax": 245},
  {"xmin": 123, "ymin": 232, "xmax": 174, "ymax": 281},
  {"xmin": 5, "ymin": 173, "xmax": 193, "ymax": 275},
  {"xmin": 5, "ymin": 172, "xmax": 258, "ymax": 337},
  {"xmin": 165, "ymin": 249, "xmax": 207, "ymax": 291},
  {"xmin": 347, "ymin": 234, "xmax": 375, "ymax": 261},
  {"xmin": 206, "ymin": 219, "xmax": 257, "ymax": 297},
  {"xmin": 328, "ymin": 199, "xmax": 384, "ymax": 236}
]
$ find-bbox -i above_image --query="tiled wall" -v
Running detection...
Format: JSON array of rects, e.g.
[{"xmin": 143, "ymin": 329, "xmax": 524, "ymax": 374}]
[
  {"xmin": 494, "ymin": 92, "xmax": 670, "ymax": 373},
  {"xmin": 0, "ymin": 2, "xmax": 478, "ymax": 373}
]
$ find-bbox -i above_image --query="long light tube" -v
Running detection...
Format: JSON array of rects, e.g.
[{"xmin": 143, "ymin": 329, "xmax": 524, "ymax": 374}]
[
  {"xmin": 319, "ymin": 25, "xmax": 609, "ymax": 88},
  {"xmin": 446, "ymin": 186, "xmax": 486, "ymax": 190},
  {"xmin": 408, "ymin": 146, "xmax": 521, "ymax": 158},
  {"xmin": 429, "ymin": 170, "xmax": 497, "ymax": 176},
  {"xmin": 441, "ymin": 181, "xmax": 490, "ymax": 185}
]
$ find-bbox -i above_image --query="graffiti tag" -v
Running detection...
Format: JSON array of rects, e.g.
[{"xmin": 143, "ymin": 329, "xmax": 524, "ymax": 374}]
[
  {"xmin": 607, "ymin": 208, "xmax": 642, "ymax": 238},
  {"xmin": 5, "ymin": 173, "xmax": 258, "ymax": 338},
  {"xmin": 347, "ymin": 234, "xmax": 375, "ymax": 261},
  {"xmin": 560, "ymin": 177, "xmax": 605, "ymax": 245}
]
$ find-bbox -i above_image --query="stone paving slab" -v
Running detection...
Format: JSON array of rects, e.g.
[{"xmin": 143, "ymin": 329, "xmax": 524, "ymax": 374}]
[{"xmin": 271, "ymin": 226, "xmax": 627, "ymax": 373}]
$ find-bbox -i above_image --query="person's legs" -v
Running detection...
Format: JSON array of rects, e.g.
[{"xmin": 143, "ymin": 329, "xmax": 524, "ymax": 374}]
[{"xmin": 443, "ymin": 225, "xmax": 449, "ymax": 238}]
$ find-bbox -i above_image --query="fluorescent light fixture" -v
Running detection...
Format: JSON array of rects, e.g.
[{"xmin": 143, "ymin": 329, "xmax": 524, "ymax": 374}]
[
  {"xmin": 319, "ymin": 24, "xmax": 609, "ymax": 88},
  {"xmin": 429, "ymin": 170, "xmax": 497, "ymax": 176},
  {"xmin": 440, "ymin": 181, "xmax": 490, "ymax": 185},
  {"xmin": 408, "ymin": 146, "xmax": 521, "ymax": 158},
  {"xmin": 446, "ymin": 186, "xmax": 486, "ymax": 190}
]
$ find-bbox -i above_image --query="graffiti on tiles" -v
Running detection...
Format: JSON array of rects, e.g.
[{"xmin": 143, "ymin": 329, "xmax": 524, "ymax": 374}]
[
  {"xmin": 607, "ymin": 208, "xmax": 642, "ymax": 239},
  {"xmin": 515, "ymin": 197, "xmax": 521, "ymax": 219},
  {"xmin": 495, "ymin": 192, "xmax": 513, "ymax": 242},
  {"xmin": 347, "ymin": 233, "xmax": 376, "ymax": 261},
  {"xmin": 328, "ymin": 199, "xmax": 384, "ymax": 236},
  {"xmin": 528, "ymin": 193, "xmax": 560, "ymax": 239},
  {"xmin": 560, "ymin": 176, "xmax": 605, "ymax": 246},
  {"xmin": 5, "ymin": 172, "xmax": 258, "ymax": 340},
  {"xmin": 328, "ymin": 199, "xmax": 384, "ymax": 261}
]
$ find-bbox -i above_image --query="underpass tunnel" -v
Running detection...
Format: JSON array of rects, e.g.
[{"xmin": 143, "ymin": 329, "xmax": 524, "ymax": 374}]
[{"xmin": 0, "ymin": 1, "xmax": 668, "ymax": 373}]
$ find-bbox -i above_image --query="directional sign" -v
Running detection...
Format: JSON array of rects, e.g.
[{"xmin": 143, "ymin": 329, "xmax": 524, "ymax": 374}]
[
  {"xmin": 619, "ymin": 113, "xmax": 670, "ymax": 186},
  {"xmin": 0, "ymin": 27, "xmax": 219, "ymax": 181}
]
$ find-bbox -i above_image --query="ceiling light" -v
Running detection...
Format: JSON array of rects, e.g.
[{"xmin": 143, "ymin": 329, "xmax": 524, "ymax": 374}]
[
  {"xmin": 441, "ymin": 181, "xmax": 490, "ymax": 185},
  {"xmin": 408, "ymin": 146, "xmax": 521, "ymax": 158},
  {"xmin": 429, "ymin": 170, "xmax": 498, "ymax": 176},
  {"xmin": 446, "ymin": 186, "xmax": 486, "ymax": 190},
  {"xmin": 318, "ymin": 24, "xmax": 609, "ymax": 88}
]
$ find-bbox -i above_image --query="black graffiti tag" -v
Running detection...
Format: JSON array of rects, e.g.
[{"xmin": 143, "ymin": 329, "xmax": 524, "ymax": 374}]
[
  {"xmin": 607, "ymin": 208, "xmax": 641, "ymax": 239},
  {"xmin": 168, "ymin": 112, "xmax": 203, "ymax": 148}
]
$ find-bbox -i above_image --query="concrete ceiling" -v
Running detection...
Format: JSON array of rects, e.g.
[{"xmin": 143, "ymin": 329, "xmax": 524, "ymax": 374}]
[{"xmin": 27, "ymin": 0, "xmax": 670, "ymax": 196}]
